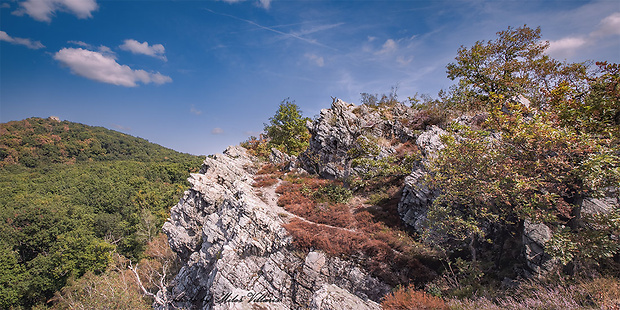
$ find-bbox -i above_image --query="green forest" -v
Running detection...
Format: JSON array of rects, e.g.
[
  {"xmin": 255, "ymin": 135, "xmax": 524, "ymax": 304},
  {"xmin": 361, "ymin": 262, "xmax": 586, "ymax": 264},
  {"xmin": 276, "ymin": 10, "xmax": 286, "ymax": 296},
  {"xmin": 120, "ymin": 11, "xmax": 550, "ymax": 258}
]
[{"xmin": 0, "ymin": 118, "xmax": 203, "ymax": 308}]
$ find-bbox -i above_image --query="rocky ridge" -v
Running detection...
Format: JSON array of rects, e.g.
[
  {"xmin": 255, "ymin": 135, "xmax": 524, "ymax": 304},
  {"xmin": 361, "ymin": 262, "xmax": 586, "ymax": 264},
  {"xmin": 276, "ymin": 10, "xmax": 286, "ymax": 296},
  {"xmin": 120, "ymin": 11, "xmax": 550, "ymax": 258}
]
[
  {"xmin": 299, "ymin": 99, "xmax": 417, "ymax": 179},
  {"xmin": 162, "ymin": 98, "xmax": 619, "ymax": 309},
  {"xmin": 162, "ymin": 146, "xmax": 387, "ymax": 309}
]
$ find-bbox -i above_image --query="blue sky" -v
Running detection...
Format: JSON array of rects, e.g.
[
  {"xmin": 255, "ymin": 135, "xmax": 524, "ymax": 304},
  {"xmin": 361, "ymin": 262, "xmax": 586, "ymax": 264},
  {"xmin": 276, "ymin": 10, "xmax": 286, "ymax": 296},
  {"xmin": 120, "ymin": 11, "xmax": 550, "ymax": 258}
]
[{"xmin": 1, "ymin": 0, "xmax": 619, "ymax": 156}]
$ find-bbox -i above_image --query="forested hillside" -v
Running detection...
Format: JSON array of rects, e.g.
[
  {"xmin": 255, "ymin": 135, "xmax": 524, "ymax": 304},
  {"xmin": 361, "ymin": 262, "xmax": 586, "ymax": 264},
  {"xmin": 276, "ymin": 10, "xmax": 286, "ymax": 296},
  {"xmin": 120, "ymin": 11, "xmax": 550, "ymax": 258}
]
[{"xmin": 0, "ymin": 118, "xmax": 203, "ymax": 308}]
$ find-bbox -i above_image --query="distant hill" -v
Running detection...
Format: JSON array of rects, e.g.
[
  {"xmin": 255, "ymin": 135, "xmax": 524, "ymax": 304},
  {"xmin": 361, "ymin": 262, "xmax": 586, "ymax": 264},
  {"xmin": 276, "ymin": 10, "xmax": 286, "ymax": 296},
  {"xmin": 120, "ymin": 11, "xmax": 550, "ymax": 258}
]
[
  {"xmin": 0, "ymin": 117, "xmax": 204, "ymax": 308},
  {"xmin": 0, "ymin": 117, "xmax": 197, "ymax": 168}
]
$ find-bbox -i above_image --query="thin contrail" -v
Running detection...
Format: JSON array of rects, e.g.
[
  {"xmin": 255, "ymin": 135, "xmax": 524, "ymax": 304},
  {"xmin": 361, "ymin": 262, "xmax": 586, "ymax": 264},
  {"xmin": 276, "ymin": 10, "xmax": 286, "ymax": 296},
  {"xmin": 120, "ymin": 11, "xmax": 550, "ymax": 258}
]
[{"xmin": 205, "ymin": 8, "xmax": 339, "ymax": 51}]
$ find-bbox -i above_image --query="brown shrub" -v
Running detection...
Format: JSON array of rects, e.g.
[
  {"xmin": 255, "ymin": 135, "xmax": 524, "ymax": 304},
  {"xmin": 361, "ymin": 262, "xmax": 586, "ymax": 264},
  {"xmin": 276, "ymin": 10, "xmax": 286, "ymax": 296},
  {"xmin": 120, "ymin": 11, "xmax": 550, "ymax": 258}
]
[
  {"xmin": 394, "ymin": 141, "xmax": 419, "ymax": 159},
  {"xmin": 279, "ymin": 174, "xmax": 439, "ymax": 287},
  {"xmin": 253, "ymin": 174, "xmax": 278, "ymax": 188},
  {"xmin": 283, "ymin": 219, "xmax": 364, "ymax": 256},
  {"xmin": 382, "ymin": 285, "xmax": 448, "ymax": 310},
  {"xmin": 256, "ymin": 163, "xmax": 282, "ymax": 175},
  {"xmin": 277, "ymin": 180, "xmax": 355, "ymax": 228}
]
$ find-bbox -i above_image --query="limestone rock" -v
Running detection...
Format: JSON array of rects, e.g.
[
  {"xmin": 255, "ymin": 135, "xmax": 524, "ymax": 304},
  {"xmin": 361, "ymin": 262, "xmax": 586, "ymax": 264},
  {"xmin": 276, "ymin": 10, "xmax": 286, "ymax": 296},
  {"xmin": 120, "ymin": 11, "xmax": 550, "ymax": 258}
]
[
  {"xmin": 397, "ymin": 125, "xmax": 447, "ymax": 231},
  {"xmin": 269, "ymin": 148, "xmax": 291, "ymax": 166},
  {"xmin": 398, "ymin": 166, "xmax": 437, "ymax": 232},
  {"xmin": 522, "ymin": 220, "xmax": 557, "ymax": 277},
  {"xmin": 415, "ymin": 125, "xmax": 446, "ymax": 158},
  {"xmin": 299, "ymin": 99, "xmax": 416, "ymax": 179},
  {"xmin": 582, "ymin": 195, "xmax": 618, "ymax": 216},
  {"xmin": 162, "ymin": 145, "xmax": 389, "ymax": 309},
  {"xmin": 310, "ymin": 284, "xmax": 381, "ymax": 310}
]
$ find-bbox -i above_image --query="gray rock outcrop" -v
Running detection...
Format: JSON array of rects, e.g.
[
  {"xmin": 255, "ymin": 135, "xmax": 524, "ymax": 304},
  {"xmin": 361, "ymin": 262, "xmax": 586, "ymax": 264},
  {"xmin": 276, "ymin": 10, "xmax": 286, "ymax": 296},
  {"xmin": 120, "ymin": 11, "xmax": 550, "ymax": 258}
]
[
  {"xmin": 522, "ymin": 220, "xmax": 557, "ymax": 277},
  {"xmin": 397, "ymin": 125, "xmax": 446, "ymax": 231},
  {"xmin": 162, "ymin": 145, "xmax": 389, "ymax": 309},
  {"xmin": 299, "ymin": 99, "xmax": 417, "ymax": 179}
]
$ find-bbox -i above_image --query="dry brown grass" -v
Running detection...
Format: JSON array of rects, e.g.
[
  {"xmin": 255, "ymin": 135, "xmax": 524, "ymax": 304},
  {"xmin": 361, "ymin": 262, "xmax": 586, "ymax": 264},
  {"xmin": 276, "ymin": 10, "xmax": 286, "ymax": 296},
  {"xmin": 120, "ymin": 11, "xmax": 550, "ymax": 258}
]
[
  {"xmin": 276, "ymin": 178, "xmax": 355, "ymax": 228},
  {"xmin": 252, "ymin": 163, "xmax": 284, "ymax": 188},
  {"xmin": 446, "ymin": 277, "xmax": 620, "ymax": 310},
  {"xmin": 279, "ymin": 174, "xmax": 438, "ymax": 286},
  {"xmin": 381, "ymin": 284, "xmax": 448, "ymax": 310}
]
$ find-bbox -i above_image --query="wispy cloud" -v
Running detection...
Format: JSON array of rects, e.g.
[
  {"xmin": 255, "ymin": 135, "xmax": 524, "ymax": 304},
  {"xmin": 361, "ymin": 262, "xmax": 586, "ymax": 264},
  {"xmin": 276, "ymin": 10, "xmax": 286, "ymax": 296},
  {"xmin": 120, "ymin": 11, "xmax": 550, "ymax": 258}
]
[
  {"xmin": 547, "ymin": 37, "xmax": 587, "ymax": 57},
  {"xmin": 190, "ymin": 105, "xmax": 202, "ymax": 115},
  {"xmin": 119, "ymin": 39, "xmax": 167, "ymax": 61},
  {"xmin": 396, "ymin": 55, "xmax": 413, "ymax": 66},
  {"xmin": 376, "ymin": 39, "xmax": 397, "ymax": 54},
  {"xmin": 292, "ymin": 23, "xmax": 344, "ymax": 37},
  {"xmin": 305, "ymin": 53, "xmax": 325, "ymax": 67},
  {"xmin": 219, "ymin": 0, "xmax": 271, "ymax": 10},
  {"xmin": 205, "ymin": 9, "xmax": 338, "ymax": 50},
  {"xmin": 111, "ymin": 123, "xmax": 131, "ymax": 131},
  {"xmin": 547, "ymin": 12, "xmax": 620, "ymax": 58},
  {"xmin": 54, "ymin": 47, "xmax": 172, "ymax": 87},
  {"xmin": 592, "ymin": 12, "xmax": 620, "ymax": 37},
  {"xmin": 243, "ymin": 130, "xmax": 262, "ymax": 137},
  {"xmin": 0, "ymin": 30, "xmax": 44, "ymax": 49},
  {"xmin": 211, "ymin": 127, "xmax": 224, "ymax": 135},
  {"xmin": 13, "ymin": 0, "xmax": 98, "ymax": 22},
  {"xmin": 68, "ymin": 40, "xmax": 116, "ymax": 58}
]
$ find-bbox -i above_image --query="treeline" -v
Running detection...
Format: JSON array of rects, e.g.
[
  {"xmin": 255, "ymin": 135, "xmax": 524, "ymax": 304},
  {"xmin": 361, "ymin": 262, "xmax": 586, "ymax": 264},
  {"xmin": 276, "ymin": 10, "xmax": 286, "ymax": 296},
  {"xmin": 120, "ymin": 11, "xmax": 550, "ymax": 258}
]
[
  {"xmin": 0, "ymin": 118, "xmax": 203, "ymax": 308},
  {"xmin": 0, "ymin": 117, "xmax": 194, "ymax": 167}
]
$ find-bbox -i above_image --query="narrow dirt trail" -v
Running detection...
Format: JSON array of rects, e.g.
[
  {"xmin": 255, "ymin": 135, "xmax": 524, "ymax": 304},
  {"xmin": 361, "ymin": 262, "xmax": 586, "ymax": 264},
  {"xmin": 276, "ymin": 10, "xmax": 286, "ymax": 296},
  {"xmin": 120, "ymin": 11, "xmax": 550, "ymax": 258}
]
[{"xmin": 255, "ymin": 178, "xmax": 359, "ymax": 233}]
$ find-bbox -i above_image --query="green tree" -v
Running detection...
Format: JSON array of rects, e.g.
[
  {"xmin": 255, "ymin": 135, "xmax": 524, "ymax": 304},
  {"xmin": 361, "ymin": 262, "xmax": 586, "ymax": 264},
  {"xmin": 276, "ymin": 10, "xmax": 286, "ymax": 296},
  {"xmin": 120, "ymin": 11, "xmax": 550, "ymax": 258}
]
[
  {"xmin": 426, "ymin": 25, "xmax": 620, "ymax": 272},
  {"xmin": 445, "ymin": 25, "xmax": 588, "ymax": 112},
  {"xmin": 264, "ymin": 99, "xmax": 311, "ymax": 156}
]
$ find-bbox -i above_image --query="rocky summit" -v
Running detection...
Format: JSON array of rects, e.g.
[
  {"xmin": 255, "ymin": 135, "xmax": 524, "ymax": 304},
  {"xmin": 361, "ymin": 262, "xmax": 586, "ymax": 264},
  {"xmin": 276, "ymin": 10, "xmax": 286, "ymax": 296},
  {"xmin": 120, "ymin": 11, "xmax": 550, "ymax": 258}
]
[
  {"xmin": 162, "ymin": 145, "xmax": 387, "ymax": 309},
  {"xmin": 161, "ymin": 98, "xmax": 619, "ymax": 309}
]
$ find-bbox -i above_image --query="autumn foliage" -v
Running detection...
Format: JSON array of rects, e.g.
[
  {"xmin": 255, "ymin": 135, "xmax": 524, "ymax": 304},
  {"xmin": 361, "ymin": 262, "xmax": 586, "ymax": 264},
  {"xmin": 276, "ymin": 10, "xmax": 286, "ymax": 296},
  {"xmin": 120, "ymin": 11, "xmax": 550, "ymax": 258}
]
[
  {"xmin": 381, "ymin": 285, "xmax": 448, "ymax": 310},
  {"xmin": 279, "ymin": 174, "xmax": 437, "ymax": 286}
]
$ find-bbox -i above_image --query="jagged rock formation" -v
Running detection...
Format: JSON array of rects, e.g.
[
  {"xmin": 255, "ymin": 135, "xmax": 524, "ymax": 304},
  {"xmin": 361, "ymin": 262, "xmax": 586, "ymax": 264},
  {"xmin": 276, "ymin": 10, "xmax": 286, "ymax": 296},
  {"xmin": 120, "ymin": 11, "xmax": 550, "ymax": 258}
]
[
  {"xmin": 299, "ymin": 99, "xmax": 417, "ymax": 179},
  {"xmin": 162, "ymin": 99, "xmax": 619, "ymax": 309},
  {"xmin": 162, "ymin": 146, "xmax": 387, "ymax": 309},
  {"xmin": 397, "ymin": 125, "xmax": 446, "ymax": 232}
]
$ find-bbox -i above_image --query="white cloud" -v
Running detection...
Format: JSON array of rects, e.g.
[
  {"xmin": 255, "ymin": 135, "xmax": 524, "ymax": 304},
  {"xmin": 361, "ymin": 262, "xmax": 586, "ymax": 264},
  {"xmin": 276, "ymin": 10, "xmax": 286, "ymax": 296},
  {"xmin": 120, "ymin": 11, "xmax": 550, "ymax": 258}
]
[
  {"xmin": 258, "ymin": 0, "xmax": 270, "ymax": 9},
  {"xmin": 68, "ymin": 40, "xmax": 116, "ymax": 58},
  {"xmin": 111, "ymin": 123, "xmax": 131, "ymax": 131},
  {"xmin": 546, "ymin": 37, "xmax": 587, "ymax": 57},
  {"xmin": 220, "ymin": 0, "xmax": 270, "ymax": 9},
  {"xmin": 396, "ymin": 55, "xmax": 413, "ymax": 66},
  {"xmin": 546, "ymin": 12, "xmax": 620, "ymax": 59},
  {"xmin": 53, "ymin": 47, "xmax": 172, "ymax": 87},
  {"xmin": 592, "ymin": 12, "xmax": 620, "ymax": 37},
  {"xmin": 96, "ymin": 45, "xmax": 116, "ymax": 59},
  {"xmin": 211, "ymin": 127, "xmax": 224, "ymax": 135},
  {"xmin": 376, "ymin": 39, "xmax": 397, "ymax": 54},
  {"xmin": 190, "ymin": 105, "xmax": 202, "ymax": 115},
  {"xmin": 68, "ymin": 40, "xmax": 90, "ymax": 47},
  {"xmin": 0, "ymin": 30, "xmax": 45, "ymax": 49},
  {"xmin": 14, "ymin": 0, "xmax": 98, "ymax": 22},
  {"xmin": 119, "ymin": 39, "xmax": 167, "ymax": 61},
  {"xmin": 305, "ymin": 53, "xmax": 324, "ymax": 67}
]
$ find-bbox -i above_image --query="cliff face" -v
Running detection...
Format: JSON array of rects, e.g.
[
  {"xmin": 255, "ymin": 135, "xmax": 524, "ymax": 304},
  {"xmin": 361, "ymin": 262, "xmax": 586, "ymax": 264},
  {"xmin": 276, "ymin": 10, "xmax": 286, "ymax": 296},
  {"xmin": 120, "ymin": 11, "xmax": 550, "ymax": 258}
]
[{"xmin": 162, "ymin": 146, "xmax": 387, "ymax": 309}]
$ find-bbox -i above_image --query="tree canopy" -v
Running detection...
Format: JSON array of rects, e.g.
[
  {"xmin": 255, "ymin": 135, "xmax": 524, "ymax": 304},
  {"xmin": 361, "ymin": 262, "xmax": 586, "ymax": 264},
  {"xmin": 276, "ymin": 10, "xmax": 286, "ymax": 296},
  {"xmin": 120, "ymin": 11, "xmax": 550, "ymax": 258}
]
[
  {"xmin": 426, "ymin": 25, "xmax": 620, "ymax": 271},
  {"xmin": 264, "ymin": 99, "xmax": 311, "ymax": 156},
  {"xmin": 0, "ymin": 117, "xmax": 203, "ymax": 308}
]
